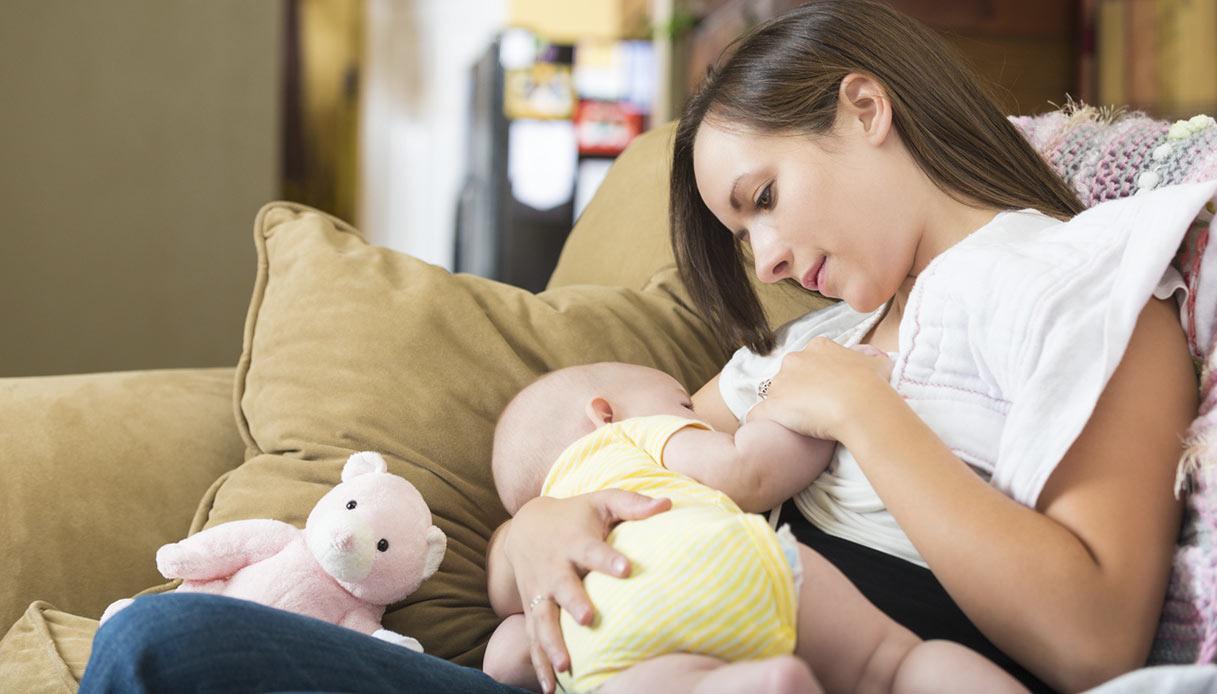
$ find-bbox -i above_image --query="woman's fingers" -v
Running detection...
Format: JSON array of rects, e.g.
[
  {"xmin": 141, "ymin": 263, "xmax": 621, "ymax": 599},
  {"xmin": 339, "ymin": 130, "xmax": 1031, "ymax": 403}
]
[
  {"xmin": 525, "ymin": 604, "xmax": 557, "ymax": 693},
  {"xmin": 531, "ymin": 597, "xmax": 570, "ymax": 674},
  {"xmin": 552, "ymin": 567, "xmax": 596, "ymax": 625},
  {"xmin": 576, "ymin": 538, "xmax": 631, "ymax": 579},
  {"xmin": 593, "ymin": 488, "xmax": 672, "ymax": 526},
  {"xmin": 506, "ymin": 492, "xmax": 674, "ymax": 692},
  {"xmin": 528, "ymin": 637, "xmax": 555, "ymax": 694}
]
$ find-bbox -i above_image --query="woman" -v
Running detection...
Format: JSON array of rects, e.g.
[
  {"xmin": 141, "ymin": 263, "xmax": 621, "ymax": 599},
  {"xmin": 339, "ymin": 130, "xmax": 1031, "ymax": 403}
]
[
  {"xmin": 80, "ymin": 2, "xmax": 1200, "ymax": 692},
  {"xmin": 505, "ymin": 2, "xmax": 1198, "ymax": 693}
]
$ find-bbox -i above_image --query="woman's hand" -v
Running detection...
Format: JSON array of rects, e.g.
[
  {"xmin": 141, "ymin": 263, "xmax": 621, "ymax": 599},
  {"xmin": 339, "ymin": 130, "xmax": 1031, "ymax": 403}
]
[
  {"xmin": 503, "ymin": 490, "xmax": 672, "ymax": 693},
  {"xmin": 748, "ymin": 338, "xmax": 897, "ymax": 441}
]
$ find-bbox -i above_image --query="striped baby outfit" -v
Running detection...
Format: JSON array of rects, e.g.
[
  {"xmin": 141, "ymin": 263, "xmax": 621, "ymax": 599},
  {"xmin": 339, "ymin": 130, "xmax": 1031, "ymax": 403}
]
[{"xmin": 540, "ymin": 414, "xmax": 798, "ymax": 692}]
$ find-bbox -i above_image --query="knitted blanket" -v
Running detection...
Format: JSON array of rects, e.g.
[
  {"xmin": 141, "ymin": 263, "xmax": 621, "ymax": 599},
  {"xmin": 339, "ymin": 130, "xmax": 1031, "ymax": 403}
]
[{"xmin": 1010, "ymin": 102, "xmax": 1217, "ymax": 664}]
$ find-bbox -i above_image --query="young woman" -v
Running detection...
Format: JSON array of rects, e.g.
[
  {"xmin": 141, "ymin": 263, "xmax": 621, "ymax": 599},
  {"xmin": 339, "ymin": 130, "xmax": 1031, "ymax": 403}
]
[
  {"xmin": 80, "ymin": 2, "xmax": 1201, "ymax": 693},
  {"xmin": 501, "ymin": 2, "xmax": 1199, "ymax": 693}
]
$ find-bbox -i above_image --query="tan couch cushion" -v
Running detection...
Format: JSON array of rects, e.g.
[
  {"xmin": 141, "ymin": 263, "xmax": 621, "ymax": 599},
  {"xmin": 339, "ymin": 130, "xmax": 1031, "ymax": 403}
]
[
  {"xmin": 153, "ymin": 201, "xmax": 727, "ymax": 665},
  {"xmin": 0, "ymin": 601, "xmax": 96, "ymax": 694},
  {"xmin": 0, "ymin": 368, "xmax": 243, "ymax": 634}
]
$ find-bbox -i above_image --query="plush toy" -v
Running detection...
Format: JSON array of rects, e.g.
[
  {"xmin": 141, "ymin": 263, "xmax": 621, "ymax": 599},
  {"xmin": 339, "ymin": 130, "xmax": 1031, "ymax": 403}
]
[{"xmin": 100, "ymin": 451, "xmax": 446, "ymax": 652}]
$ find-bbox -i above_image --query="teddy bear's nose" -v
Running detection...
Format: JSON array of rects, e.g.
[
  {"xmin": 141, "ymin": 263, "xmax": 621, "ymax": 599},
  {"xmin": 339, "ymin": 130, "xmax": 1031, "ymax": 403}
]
[{"xmin": 308, "ymin": 514, "xmax": 376, "ymax": 583}]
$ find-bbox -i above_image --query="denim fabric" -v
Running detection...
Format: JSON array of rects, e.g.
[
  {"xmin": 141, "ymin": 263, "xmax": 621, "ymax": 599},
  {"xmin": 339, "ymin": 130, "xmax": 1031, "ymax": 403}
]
[{"xmin": 79, "ymin": 593, "xmax": 530, "ymax": 694}]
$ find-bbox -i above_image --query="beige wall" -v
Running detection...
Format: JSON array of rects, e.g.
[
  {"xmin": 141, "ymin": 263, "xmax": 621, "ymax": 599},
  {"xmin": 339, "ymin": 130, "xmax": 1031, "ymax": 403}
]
[{"xmin": 0, "ymin": 0, "xmax": 282, "ymax": 377}]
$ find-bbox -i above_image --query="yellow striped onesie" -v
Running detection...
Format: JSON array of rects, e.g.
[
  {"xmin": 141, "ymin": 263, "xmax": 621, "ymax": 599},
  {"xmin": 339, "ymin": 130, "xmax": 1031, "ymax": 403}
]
[{"xmin": 540, "ymin": 414, "xmax": 799, "ymax": 692}]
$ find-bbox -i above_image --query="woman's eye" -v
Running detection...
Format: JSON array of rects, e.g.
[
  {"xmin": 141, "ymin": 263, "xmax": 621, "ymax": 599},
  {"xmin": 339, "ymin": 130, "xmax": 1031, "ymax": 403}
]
[{"xmin": 756, "ymin": 184, "xmax": 773, "ymax": 209}]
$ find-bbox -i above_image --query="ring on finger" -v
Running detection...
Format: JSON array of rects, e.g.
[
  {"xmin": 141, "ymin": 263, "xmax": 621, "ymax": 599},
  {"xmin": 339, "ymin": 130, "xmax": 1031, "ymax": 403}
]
[{"xmin": 529, "ymin": 593, "xmax": 554, "ymax": 611}]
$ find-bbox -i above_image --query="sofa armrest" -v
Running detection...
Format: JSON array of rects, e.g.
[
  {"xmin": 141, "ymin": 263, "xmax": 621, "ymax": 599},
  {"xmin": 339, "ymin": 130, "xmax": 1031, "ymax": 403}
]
[{"xmin": 0, "ymin": 367, "xmax": 244, "ymax": 633}]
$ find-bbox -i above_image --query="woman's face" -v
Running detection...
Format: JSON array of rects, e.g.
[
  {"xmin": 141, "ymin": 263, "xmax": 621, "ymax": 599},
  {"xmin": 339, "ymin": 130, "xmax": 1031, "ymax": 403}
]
[{"xmin": 691, "ymin": 116, "xmax": 924, "ymax": 313}]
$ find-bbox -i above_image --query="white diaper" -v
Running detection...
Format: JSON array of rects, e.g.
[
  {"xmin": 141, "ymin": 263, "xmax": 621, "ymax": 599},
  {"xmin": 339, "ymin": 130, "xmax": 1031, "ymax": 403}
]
[{"xmin": 775, "ymin": 522, "xmax": 804, "ymax": 598}]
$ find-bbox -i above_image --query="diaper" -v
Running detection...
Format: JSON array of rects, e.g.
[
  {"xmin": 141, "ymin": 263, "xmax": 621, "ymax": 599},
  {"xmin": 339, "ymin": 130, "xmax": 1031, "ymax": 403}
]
[{"xmin": 556, "ymin": 505, "xmax": 800, "ymax": 693}]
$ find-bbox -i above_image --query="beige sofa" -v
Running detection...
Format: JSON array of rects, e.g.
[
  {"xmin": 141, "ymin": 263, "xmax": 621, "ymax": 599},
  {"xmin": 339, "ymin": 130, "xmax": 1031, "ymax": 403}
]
[
  {"xmin": 1, "ymin": 112, "xmax": 1208, "ymax": 692},
  {"xmin": 0, "ymin": 122, "xmax": 821, "ymax": 692}
]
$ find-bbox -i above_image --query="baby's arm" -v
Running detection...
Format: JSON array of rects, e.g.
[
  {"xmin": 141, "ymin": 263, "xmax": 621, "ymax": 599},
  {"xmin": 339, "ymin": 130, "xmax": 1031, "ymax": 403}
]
[
  {"xmin": 484, "ymin": 521, "xmax": 540, "ymax": 686},
  {"xmin": 487, "ymin": 521, "xmax": 523, "ymax": 617},
  {"xmin": 662, "ymin": 418, "xmax": 836, "ymax": 513}
]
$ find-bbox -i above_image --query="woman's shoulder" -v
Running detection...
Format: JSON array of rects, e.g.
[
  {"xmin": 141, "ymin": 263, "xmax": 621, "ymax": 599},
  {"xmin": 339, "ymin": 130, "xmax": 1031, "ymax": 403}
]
[
  {"xmin": 953, "ymin": 182, "xmax": 1216, "ymax": 270},
  {"xmin": 937, "ymin": 207, "xmax": 1062, "ymax": 275},
  {"xmin": 931, "ymin": 186, "xmax": 1209, "ymax": 315}
]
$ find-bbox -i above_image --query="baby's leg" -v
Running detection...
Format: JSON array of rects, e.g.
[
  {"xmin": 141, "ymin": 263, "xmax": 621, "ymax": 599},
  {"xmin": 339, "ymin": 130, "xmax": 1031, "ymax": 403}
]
[
  {"xmin": 599, "ymin": 653, "xmax": 821, "ymax": 694},
  {"xmin": 482, "ymin": 614, "xmax": 541, "ymax": 692},
  {"xmin": 791, "ymin": 543, "xmax": 1025, "ymax": 694}
]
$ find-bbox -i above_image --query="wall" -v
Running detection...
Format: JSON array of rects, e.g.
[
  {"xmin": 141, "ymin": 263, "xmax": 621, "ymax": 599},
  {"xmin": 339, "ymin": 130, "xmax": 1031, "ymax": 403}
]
[{"xmin": 0, "ymin": 0, "xmax": 282, "ymax": 377}]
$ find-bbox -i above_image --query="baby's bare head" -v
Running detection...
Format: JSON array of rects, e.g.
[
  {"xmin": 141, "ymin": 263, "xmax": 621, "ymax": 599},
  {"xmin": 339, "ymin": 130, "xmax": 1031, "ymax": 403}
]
[{"xmin": 491, "ymin": 362, "xmax": 694, "ymax": 514}]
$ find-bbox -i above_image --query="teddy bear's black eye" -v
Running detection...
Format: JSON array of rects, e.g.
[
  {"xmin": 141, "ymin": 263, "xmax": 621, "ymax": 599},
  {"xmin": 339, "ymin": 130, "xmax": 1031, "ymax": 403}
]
[
  {"xmin": 377, "ymin": 539, "xmax": 389, "ymax": 552},
  {"xmin": 346, "ymin": 500, "xmax": 357, "ymax": 510}
]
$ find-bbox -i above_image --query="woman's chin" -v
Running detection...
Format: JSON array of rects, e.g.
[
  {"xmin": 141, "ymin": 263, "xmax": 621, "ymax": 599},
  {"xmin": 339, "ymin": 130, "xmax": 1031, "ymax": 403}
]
[{"xmin": 840, "ymin": 292, "xmax": 884, "ymax": 315}]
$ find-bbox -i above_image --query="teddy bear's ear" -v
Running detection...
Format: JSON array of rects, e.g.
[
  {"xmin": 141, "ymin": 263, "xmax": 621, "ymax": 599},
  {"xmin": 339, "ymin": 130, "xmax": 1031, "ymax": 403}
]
[
  {"xmin": 342, "ymin": 451, "xmax": 388, "ymax": 482},
  {"xmin": 421, "ymin": 525, "xmax": 447, "ymax": 581}
]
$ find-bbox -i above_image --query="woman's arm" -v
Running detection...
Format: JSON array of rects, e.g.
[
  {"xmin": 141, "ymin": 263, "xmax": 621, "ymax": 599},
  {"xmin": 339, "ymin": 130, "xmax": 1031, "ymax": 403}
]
[{"xmin": 836, "ymin": 297, "xmax": 1193, "ymax": 692}]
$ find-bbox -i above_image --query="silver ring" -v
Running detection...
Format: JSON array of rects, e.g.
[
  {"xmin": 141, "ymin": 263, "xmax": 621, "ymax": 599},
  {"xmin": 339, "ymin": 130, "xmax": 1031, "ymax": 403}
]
[
  {"xmin": 758, "ymin": 378, "xmax": 772, "ymax": 399},
  {"xmin": 528, "ymin": 594, "xmax": 553, "ymax": 610}
]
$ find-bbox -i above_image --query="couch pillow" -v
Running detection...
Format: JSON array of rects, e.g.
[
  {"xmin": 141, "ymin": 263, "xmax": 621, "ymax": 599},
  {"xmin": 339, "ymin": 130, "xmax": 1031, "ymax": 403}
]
[{"xmin": 159, "ymin": 201, "xmax": 727, "ymax": 665}]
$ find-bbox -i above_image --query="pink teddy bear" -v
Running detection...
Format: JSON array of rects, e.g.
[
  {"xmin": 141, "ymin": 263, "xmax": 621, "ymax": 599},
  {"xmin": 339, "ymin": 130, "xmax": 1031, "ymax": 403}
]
[{"xmin": 101, "ymin": 451, "xmax": 447, "ymax": 652}]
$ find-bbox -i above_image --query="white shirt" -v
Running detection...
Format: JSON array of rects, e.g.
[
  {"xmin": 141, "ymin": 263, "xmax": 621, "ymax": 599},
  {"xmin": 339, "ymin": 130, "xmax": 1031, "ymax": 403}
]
[{"xmin": 720, "ymin": 181, "xmax": 1215, "ymax": 566}]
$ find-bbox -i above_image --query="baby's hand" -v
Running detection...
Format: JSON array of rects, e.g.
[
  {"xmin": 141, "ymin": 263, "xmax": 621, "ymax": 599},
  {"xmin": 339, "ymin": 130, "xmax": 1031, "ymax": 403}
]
[{"xmin": 849, "ymin": 344, "xmax": 894, "ymax": 382}]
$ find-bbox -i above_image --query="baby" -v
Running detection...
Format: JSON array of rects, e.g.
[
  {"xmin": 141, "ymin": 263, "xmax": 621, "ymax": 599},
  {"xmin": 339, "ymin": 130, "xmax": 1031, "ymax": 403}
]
[{"xmin": 483, "ymin": 361, "xmax": 1025, "ymax": 693}]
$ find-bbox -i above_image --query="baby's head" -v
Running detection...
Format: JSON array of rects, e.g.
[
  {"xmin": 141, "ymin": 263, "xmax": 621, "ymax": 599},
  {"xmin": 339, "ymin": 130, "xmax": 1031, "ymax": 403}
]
[{"xmin": 491, "ymin": 362, "xmax": 697, "ymax": 514}]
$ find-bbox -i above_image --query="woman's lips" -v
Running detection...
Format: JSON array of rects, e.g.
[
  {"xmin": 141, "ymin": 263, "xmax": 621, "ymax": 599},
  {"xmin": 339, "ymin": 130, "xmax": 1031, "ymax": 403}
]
[{"xmin": 802, "ymin": 257, "xmax": 826, "ymax": 291}]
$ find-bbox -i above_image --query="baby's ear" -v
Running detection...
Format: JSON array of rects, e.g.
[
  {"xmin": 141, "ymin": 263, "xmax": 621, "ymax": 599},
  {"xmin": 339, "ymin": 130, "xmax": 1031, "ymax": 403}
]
[{"xmin": 585, "ymin": 397, "xmax": 614, "ymax": 427}]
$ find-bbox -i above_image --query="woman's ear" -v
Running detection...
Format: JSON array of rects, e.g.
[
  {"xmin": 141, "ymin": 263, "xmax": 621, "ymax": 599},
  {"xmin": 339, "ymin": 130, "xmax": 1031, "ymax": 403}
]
[
  {"xmin": 585, "ymin": 397, "xmax": 614, "ymax": 428},
  {"xmin": 838, "ymin": 72, "xmax": 892, "ymax": 147}
]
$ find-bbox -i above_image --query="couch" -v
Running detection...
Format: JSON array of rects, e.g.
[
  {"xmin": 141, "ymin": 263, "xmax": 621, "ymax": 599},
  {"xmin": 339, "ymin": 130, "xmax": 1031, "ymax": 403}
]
[
  {"xmin": 2, "ymin": 112, "xmax": 1214, "ymax": 692},
  {"xmin": 0, "ymin": 120, "xmax": 824, "ymax": 692}
]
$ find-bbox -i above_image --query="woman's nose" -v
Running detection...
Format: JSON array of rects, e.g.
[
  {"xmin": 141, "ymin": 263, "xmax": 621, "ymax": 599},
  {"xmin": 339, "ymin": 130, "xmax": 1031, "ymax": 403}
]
[{"xmin": 751, "ymin": 233, "xmax": 793, "ymax": 283}]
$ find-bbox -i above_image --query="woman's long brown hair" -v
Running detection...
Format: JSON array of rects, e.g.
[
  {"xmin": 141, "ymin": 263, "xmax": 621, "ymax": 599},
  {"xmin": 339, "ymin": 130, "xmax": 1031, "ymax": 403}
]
[{"xmin": 670, "ymin": 0, "xmax": 1084, "ymax": 354}]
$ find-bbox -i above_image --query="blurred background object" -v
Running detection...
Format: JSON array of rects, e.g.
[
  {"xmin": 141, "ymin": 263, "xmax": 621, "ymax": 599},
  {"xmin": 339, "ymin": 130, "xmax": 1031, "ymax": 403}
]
[
  {"xmin": 3, "ymin": 0, "xmax": 1215, "ymax": 376},
  {"xmin": 283, "ymin": 0, "xmax": 363, "ymax": 226},
  {"xmin": 1088, "ymin": 0, "xmax": 1217, "ymax": 120}
]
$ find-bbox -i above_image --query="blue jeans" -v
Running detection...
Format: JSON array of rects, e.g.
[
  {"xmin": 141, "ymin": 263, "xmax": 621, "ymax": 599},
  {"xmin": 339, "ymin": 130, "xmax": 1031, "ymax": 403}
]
[{"xmin": 79, "ymin": 593, "xmax": 532, "ymax": 693}]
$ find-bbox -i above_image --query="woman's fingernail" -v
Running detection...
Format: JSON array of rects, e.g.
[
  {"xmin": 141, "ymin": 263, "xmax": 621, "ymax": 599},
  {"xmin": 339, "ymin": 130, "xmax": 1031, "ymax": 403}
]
[{"xmin": 614, "ymin": 558, "xmax": 628, "ymax": 574}]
